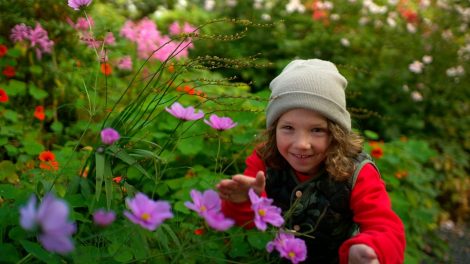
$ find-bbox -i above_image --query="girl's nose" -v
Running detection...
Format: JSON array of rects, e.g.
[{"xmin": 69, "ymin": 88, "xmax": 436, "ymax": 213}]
[{"xmin": 294, "ymin": 133, "xmax": 311, "ymax": 149}]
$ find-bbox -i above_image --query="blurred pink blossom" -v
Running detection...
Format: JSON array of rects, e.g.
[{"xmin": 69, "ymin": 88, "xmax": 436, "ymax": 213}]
[
  {"xmin": 165, "ymin": 102, "xmax": 204, "ymax": 121},
  {"xmin": 408, "ymin": 60, "xmax": 423, "ymax": 74},
  {"xmin": 93, "ymin": 209, "xmax": 116, "ymax": 227},
  {"xmin": 68, "ymin": 0, "xmax": 92, "ymax": 11},
  {"xmin": 20, "ymin": 194, "xmax": 76, "ymax": 254},
  {"xmin": 266, "ymin": 232, "xmax": 307, "ymax": 264},
  {"xmin": 117, "ymin": 56, "xmax": 133, "ymax": 71}
]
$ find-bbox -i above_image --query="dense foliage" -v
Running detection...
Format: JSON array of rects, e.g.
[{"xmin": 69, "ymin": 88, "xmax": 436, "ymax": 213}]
[{"xmin": 0, "ymin": 0, "xmax": 468, "ymax": 263}]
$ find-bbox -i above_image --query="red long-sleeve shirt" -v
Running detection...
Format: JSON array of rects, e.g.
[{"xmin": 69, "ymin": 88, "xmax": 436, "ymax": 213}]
[{"xmin": 221, "ymin": 150, "xmax": 405, "ymax": 264}]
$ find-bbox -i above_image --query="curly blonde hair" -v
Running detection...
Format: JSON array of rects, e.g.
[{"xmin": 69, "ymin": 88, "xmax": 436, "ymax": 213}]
[{"xmin": 257, "ymin": 119, "xmax": 363, "ymax": 182}]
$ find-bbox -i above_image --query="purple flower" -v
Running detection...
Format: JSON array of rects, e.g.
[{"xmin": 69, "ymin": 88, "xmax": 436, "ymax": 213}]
[
  {"xmin": 204, "ymin": 114, "xmax": 237, "ymax": 131},
  {"xmin": 19, "ymin": 194, "xmax": 76, "ymax": 254},
  {"xmin": 266, "ymin": 232, "xmax": 307, "ymax": 264},
  {"xmin": 184, "ymin": 189, "xmax": 234, "ymax": 231},
  {"xmin": 165, "ymin": 102, "xmax": 204, "ymax": 121},
  {"xmin": 93, "ymin": 209, "xmax": 116, "ymax": 227},
  {"xmin": 124, "ymin": 192, "xmax": 173, "ymax": 231},
  {"xmin": 100, "ymin": 128, "xmax": 120, "ymax": 145},
  {"xmin": 248, "ymin": 188, "xmax": 284, "ymax": 231},
  {"xmin": 10, "ymin": 23, "xmax": 30, "ymax": 42},
  {"xmin": 68, "ymin": 0, "xmax": 92, "ymax": 11}
]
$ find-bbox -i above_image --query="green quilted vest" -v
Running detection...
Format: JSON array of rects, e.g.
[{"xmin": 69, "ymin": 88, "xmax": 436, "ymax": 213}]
[{"xmin": 265, "ymin": 152, "xmax": 377, "ymax": 264}]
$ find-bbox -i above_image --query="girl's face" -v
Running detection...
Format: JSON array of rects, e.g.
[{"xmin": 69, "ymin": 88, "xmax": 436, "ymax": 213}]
[{"xmin": 276, "ymin": 108, "xmax": 331, "ymax": 177}]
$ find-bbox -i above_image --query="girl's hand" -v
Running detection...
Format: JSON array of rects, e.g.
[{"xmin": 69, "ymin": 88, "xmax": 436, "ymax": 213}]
[
  {"xmin": 216, "ymin": 171, "xmax": 265, "ymax": 203},
  {"xmin": 348, "ymin": 244, "xmax": 379, "ymax": 264}
]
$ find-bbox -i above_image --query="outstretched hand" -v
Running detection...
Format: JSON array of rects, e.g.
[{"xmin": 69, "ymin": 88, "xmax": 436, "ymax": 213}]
[
  {"xmin": 216, "ymin": 171, "xmax": 265, "ymax": 203},
  {"xmin": 348, "ymin": 244, "xmax": 379, "ymax": 264}
]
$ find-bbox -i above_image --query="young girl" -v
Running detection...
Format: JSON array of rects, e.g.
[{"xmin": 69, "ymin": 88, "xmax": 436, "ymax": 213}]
[{"xmin": 216, "ymin": 59, "xmax": 405, "ymax": 264}]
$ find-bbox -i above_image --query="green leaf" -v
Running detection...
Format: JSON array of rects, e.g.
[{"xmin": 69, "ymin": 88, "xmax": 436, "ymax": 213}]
[
  {"xmin": 51, "ymin": 121, "xmax": 63, "ymax": 133},
  {"xmin": 0, "ymin": 160, "xmax": 18, "ymax": 183},
  {"xmin": 95, "ymin": 152, "xmax": 105, "ymax": 202},
  {"xmin": 20, "ymin": 240, "xmax": 60, "ymax": 264},
  {"xmin": 30, "ymin": 65, "xmax": 43, "ymax": 75},
  {"xmin": 0, "ymin": 243, "xmax": 21, "ymax": 263},
  {"xmin": 22, "ymin": 139, "xmax": 44, "ymax": 155},
  {"xmin": 364, "ymin": 130, "xmax": 379, "ymax": 140},
  {"xmin": 3, "ymin": 110, "xmax": 18, "ymax": 122},
  {"xmin": 29, "ymin": 84, "xmax": 48, "ymax": 100},
  {"xmin": 104, "ymin": 159, "xmax": 113, "ymax": 209},
  {"xmin": 177, "ymin": 136, "xmax": 203, "ymax": 156},
  {"xmin": 246, "ymin": 230, "xmax": 273, "ymax": 250},
  {"xmin": 107, "ymin": 145, "xmax": 152, "ymax": 180},
  {"xmin": 4, "ymin": 80, "xmax": 26, "ymax": 96}
]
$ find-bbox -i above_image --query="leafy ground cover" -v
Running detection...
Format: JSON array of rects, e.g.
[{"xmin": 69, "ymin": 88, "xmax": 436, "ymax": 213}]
[{"xmin": 0, "ymin": 0, "xmax": 468, "ymax": 263}]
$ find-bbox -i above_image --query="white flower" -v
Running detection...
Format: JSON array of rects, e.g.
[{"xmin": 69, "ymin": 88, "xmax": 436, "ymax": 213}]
[
  {"xmin": 340, "ymin": 38, "xmax": 350, "ymax": 47},
  {"xmin": 409, "ymin": 60, "xmax": 424, "ymax": 74},
  {"xmin": 422, "ymin": 55, "xmax": 433, "ymax": 64},
  {"xmin": 411, "ymin": 91, "xmax": 423, "ymax": 102}
]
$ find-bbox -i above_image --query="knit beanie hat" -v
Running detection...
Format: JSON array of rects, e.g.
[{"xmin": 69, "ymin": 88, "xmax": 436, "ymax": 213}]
[{"xmin": 266, "ymin": 59, "xmax": 351, "ymax": 131}]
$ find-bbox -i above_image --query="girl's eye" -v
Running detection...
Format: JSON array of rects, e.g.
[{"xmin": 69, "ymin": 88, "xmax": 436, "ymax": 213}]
[
  {"xmin": 311, "ymin": 128, "xmax": 328, "ymax": 134},
  {"xmin": 282, "ymin": 125, "xmax": 293, "ymax": 130}
]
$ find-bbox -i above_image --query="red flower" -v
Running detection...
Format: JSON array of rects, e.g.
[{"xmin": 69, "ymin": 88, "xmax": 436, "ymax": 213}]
[
  {"xmin": 34, "ymin": 106, "xmax": 45, "ymax": 121},
  {"xmin": 39, "ymin": 150, "xmax": 59, "ymax": 171},
  {"xmin": 100, "ymin": 63, "xmax": 112, "ymax": 76},
  {"xmin": 194, "ymin": 228, "xmax": 204, "ymax": 235},
  {"xmin": 39, "ymin": 150, "xmax": 56, "ymax": 162},
  {"xmin": 371, "ymin": 146, "xmax": 384, "ymax": 159},
  {"xmin": 112, "ymin": 176, "xmax": 122, "ymax": 184},
  {"xmin": 2, "ymin": 66, "xmax": 15, "ymax": 78},
  {"xmin": 395, "ymin": 170, "xmax": 408, "ymax": 179},
  {"xmin": 0, "ymin": 88, "xmax": 8, "ymax": 103},
  {"xmin": 0, "ymin": 44, "xmax": 7, "ymax": 58}
]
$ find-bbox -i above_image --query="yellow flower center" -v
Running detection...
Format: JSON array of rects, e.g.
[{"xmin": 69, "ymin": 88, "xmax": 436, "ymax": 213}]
[
  {"xmin": 141, "ymin": 213, "xmax": 151, "ymax": 221},
  {"xmin": 258, "ymin": 209, "xmax": 266, "ymax": 216},
  {"xmin": 289, "ymin": 251, "xmax": 296, "ymax": 258},
  {"xmin": 200, "ymin": 205, "xmax": 207, "ymax": 212}
]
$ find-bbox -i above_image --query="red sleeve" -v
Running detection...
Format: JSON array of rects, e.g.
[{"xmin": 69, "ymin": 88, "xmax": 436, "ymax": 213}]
[
  {"xmin": 221, "ymin": 150, "xmax": 266, "ymax": 228},
  {"xmin": 339, "ymin": 163, "xmax": 406, "ymax": 264}
]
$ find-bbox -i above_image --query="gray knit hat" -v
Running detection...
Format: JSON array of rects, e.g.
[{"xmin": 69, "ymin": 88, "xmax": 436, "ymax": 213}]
[{"xmin": 266, "ymin": 59, "xmax": 351, "ymax": 131}]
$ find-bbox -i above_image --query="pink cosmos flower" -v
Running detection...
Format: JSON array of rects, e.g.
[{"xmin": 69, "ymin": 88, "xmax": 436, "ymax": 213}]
[
  {"xmin": 68, "ymin": 0, "xmax": 92, "ymax": 11},
  {"xmin": 185, "ymin": 189, "xmax": 234, "ymax": 231},
  {"xmin": 124, "ymin": 192, "xmax": 173, "ymax": 231},
  {"xmin": 165, "ymin": 102, "xmax": 204, "ymax": 121},
  {"xmin": 248, "ymin": 188, "xmax": 284, "ymax": 231},
  {"xmin": 19, "ymin": 194, "xmax": 76, "ymax": 254},
  {"xmin": 93, "ymin": 209, "xmax": 116, "ymax": 227},
  {"xmin": 100, "ymin": 128, "xmax": 120, "ymax": 145},
  {"xmin": 266, "ymin": 232, "xmax": 307, "ymax": 264},
  {"xmin": 204, "ymin": 114, "xmax": 237, "ymax": 131}
]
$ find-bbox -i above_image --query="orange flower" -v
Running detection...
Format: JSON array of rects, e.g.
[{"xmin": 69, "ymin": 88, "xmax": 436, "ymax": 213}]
[
  {"xmin": 0, "ymin": 44, "xmax": 7, "ymax": 58},
  {"xmin": 168, "ymin": 63, "xmax": 175, "ymax": 73},
  {"xmin": 2, "ymin": 66, "xmax": 15, "ymax": 78},
  {"xmin": 34, "ymin": 106, "xmax": 45, "ymax": 121},
  {"xmin": 371, "ymin": 146, "xmax": 384, "ymax": 159},
  {"xmin": 0, "ymin": 88, "xmax": 9, "ymax": 103},
  {"xmin": 113, "ymin": 176, "xmax": 122, "ymax": 183},
  {"xmin": 40, "ymin": 160, "xmax": 59, "ymax": 171},
  {"xmin": 39, "ymin": 150, "xmax": 56, "ymax": 162},
  {"xmin": 38, "ymin": 151, "xmax": 59, "ymax": 171},
  {"xmin": 100, "ymin": 63, "xmax": 112, "ymax": 76},
  {"xmin": 395, "ymin": 170, "xmax": 408, "ymax": 179}
]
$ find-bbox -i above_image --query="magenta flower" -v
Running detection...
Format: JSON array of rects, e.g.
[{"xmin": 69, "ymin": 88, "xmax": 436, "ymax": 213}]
[
  {"xmin": 68, "ymin": 0, "xmax": 92, "ymax": 11},
  {"xmin": 124, "ymin": 192, "xmax": 173, "ymax": 231},
  {"xmin": 204, "ymin": 114, "xmax": 237, "ymax": 131},
  {"xmin": 93, "ymin": 209, "xmax": 116, "ymax": 227},
  {"xmin": 19, "ymin": 194, "xmax": 76, "ymax": 254},
  {"xmin": 100, "ymin": 128, "xmax": 120, "ymax": 145},
  {"xmin": 117, "ymin": 56, "xmax": 133, "ymax": 71},
  {"xmin": 266, "ymin": 232, "xmax": 307, "ymax": 264},
  {"xmin": 248, "ymin": 188, "xmax": 284, "ymax": 231},
  {"xmin": 185, "ymin": 189, "xmax": 234, "ymax": 231},
  {"xmin": 10, "ymin": 23, "xmax": 30, "ymax": 42},
  {"xmin": 165, "ymin": 102, "xmax": 204, "ymax": 121}
]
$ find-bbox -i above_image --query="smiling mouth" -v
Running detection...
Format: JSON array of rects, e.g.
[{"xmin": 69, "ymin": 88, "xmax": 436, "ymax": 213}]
[{"xmin": 292, "ymin": 154, "xmax": 312, "ymax": 159}]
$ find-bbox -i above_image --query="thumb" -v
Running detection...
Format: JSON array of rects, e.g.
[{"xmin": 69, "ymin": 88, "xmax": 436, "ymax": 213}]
[{"xmin": 253, "ymin": 171, "xmax": 266, "ymax": 194}]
